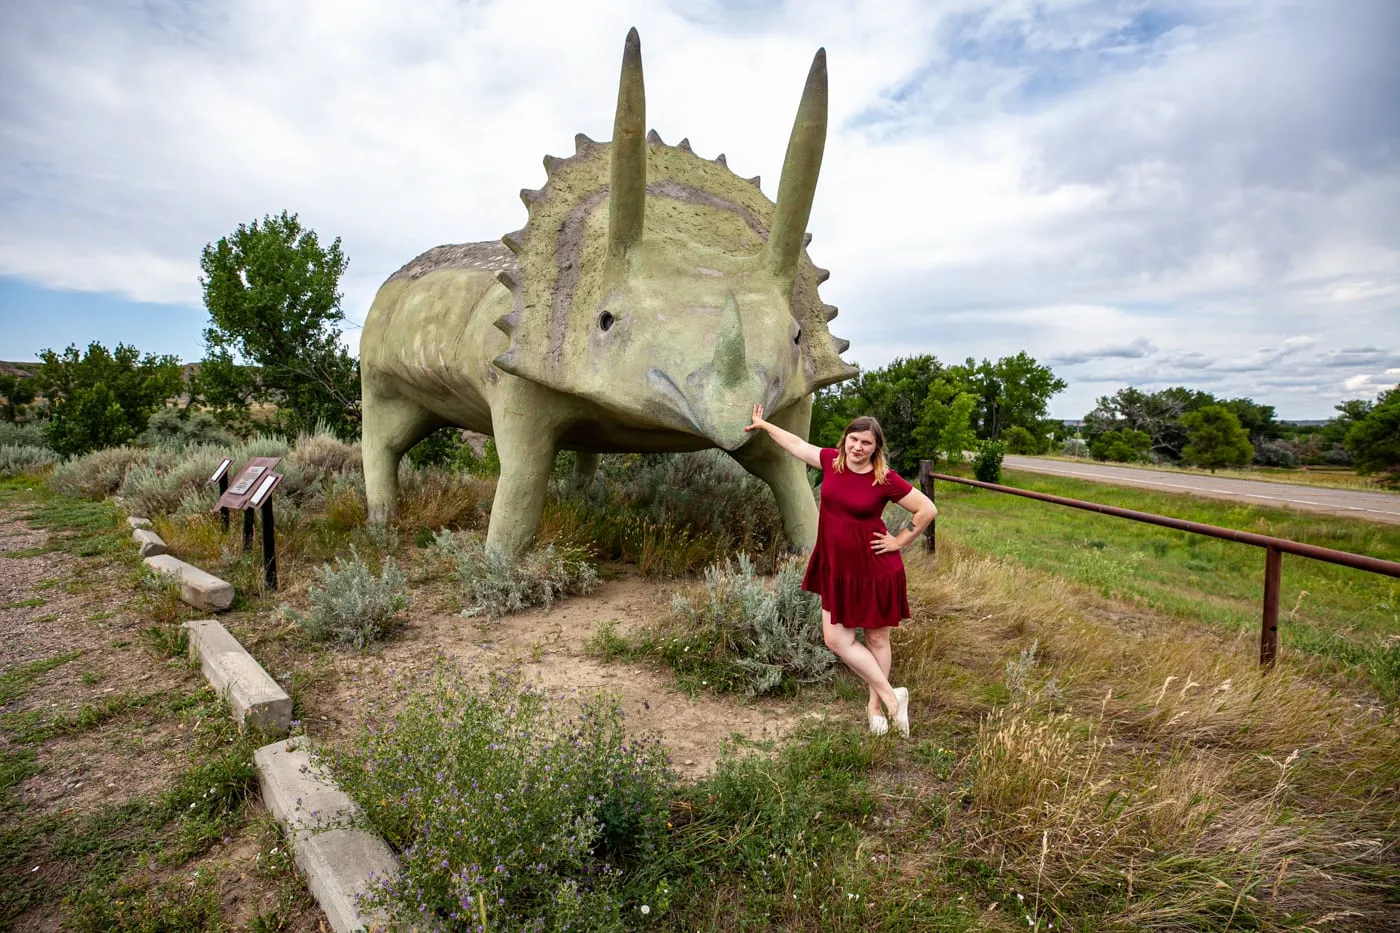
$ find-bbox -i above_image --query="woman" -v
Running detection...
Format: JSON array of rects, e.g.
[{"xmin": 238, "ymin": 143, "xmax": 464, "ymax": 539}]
[{"xmin": 745, "ymin": 406, "xmax": 937, "ymax": 736}]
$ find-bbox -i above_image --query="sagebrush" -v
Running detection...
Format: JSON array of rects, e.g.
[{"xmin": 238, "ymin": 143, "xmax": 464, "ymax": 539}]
[
  {"xmin": 431, "ymin": 530, "xmax": 597, "ymax": 618},
  {"xmin": 287, "ymin": 549, "xmax": 408, "ymax": 648}
]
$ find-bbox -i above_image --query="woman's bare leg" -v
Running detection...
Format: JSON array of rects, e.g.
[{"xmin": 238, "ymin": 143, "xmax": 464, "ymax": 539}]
[
  {"xmin": 863, "ymin": 627, "xmax": 893, "ymax": 718},
  {"xmin": 823, "ymin": 611, "xmax": 899, "ymax": 716}
]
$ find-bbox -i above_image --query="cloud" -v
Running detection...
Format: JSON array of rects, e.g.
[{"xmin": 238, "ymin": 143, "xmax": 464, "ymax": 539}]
[
  {"xmin": 0, "ymin": 0, "xmax": 1396, "ymax": 420},
  {"xmin": 1049, "ymin": 336, "xmax": 1156, "ymax": 365}
]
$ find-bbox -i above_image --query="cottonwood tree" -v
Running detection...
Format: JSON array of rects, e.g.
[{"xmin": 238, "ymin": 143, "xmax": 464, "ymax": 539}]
[
  {"xmin": 199, "ymin": 211, "xmax": 360, "ymax": 437},
  {"xmin": 0, "ymin": 373, "xmax": 36, "ymax": 422},
  {"xmin": 35, "ymin": 342, "xmax": 183, "ymax": 455}
]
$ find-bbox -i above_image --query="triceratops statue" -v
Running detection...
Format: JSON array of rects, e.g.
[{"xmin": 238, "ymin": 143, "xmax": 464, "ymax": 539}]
[{"xmin": 361, "ymin": 28, "xmax": 856, "ymax": 555}]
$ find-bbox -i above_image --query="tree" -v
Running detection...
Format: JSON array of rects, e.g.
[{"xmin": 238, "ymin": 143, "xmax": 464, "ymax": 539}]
[
  {"xmin": 35, "ymin": 342, "xmax": 183, "ymax": 456},
  {"xmin": 947, "ymin": 353, "xmax": 1066, "ymax": 440},
  {"xmin": 936, "ymin": 393, "xmax": 978, "ymax": 465},
  {"xmin": 1081, "ymin": 386, "xmax": 1217, "ymax": 461},
  {"xmin": 1345, "ymin": 388, "xmax": 1400, "ymax": 485},
  {"xmin": 1181, "ymin": 405, "xmax": 1253, "ymax": 472},
  {"xmin": 0, "ymin": 373, "xmax": 36, "ymax": 422},
  {"xmin": 1221, "ymin": 397, "xmax": 1279, "ymax": 445},
  {"xmin": 199, "ymin": 211, "xmax": 360, "ymax": 436},
  {"xmin": 810, "ymin": 354, "xmax": 944, "ymax": 473},
  {"xmin": 1091, "ymin": 428, "xmax": 1152, "ymax": 462},
  {"xmin": 1001, "ymin": 425, "xmax": 1040, "ymax": 455}
]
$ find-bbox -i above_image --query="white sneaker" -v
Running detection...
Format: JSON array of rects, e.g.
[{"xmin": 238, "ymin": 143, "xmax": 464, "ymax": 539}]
[
  {"xmin": 893, "ymin": 687, "xmax": 910, "ymax": 738},
  {"xmin": 868, "ymin": 714, "xmax": 889, "ymax": 735}
]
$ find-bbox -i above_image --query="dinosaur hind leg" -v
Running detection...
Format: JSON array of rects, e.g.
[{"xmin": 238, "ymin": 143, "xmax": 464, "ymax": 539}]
[{"xmin": 363, "ymin": 390, "xmax": 436, "ymax": 525}]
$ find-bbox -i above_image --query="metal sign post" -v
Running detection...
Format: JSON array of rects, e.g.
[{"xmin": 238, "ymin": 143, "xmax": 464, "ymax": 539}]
[
  {"xmin": 206, "ymin": 458, "xmax": 234, "ymax": 533},
  {"xmin": 249, "ymin": 472, "xmax": 282, "ymax": 591}
]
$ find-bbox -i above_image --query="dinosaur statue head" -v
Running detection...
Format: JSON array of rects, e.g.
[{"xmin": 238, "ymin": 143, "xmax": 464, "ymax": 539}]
[{"xmin": 492, "ymin": 28, "xmax": 856, "ymax": 450}]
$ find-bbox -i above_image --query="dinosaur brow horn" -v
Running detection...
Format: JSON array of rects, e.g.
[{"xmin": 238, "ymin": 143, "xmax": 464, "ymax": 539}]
[
  {"xmin": 609, "ymin": 27, "xmax": 646, "ymax": 260},
  {"xmin": 765, "ymin": 48, "xmax": 827, "ymax": 281}
]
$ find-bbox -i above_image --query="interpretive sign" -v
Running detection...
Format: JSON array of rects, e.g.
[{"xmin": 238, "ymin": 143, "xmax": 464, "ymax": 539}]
[{"xmin": 215, "ymin": 458, "xmax": 282, "ymax": 512}]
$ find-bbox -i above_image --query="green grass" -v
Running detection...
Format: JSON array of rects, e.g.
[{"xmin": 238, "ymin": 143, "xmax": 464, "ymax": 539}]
[{"xmin": 928, "ymin": 470, "xmax": 1400, "ymax": 695}]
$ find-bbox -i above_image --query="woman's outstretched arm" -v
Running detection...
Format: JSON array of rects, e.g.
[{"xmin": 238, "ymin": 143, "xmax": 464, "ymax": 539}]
[{"xmin": 744, "ymin": 404, "xmax": 824, "ymax": 469}]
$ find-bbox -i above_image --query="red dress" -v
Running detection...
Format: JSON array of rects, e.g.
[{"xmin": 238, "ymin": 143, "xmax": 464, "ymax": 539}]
[{"xmin": 802, "ymin": 447, "xmax": 914, "ymax": 628}]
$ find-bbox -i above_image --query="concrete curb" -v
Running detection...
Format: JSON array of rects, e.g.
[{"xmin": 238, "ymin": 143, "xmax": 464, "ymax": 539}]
[
  {"xmin": 145, "ymin": 553, "xmax": 235, "ymax": 611},
  {"xmin": 183, "ymin": 619, "xmax": 292, "ymax": 734},
  {"xmin": 132, "ymin": 527, "xmax": 168, "ymax": 556},
  {"xmin": 255, "ymin": 739, "xmax": 397, "ymax": 933}
]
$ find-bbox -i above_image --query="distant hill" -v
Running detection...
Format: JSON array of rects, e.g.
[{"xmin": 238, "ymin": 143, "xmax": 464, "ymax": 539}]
[{"xmin": 0, "ymin": 361, "xmax": 39, "ymax": 378}]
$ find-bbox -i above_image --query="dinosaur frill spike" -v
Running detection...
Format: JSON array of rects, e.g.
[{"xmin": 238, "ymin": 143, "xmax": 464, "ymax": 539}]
[
  {"xmin": 832, "ymin": 336, "xmax": 850, "ymax": 354},
  {"xmin": 497, "ymin": 270, "xmax": 519, "ymax": 291},
  {"xmin": 746, "ymin": 175, "xmax": 761, "ymax": 187},
  {"xmin": 502, "ymin": 230, "xmax": 526, "ymax": 254},
  {"xmin": 543, "ymin": 155, "xmax": 563, "ymax": 173},
  {"xmin": 520, "ymin": 188, "xmax": 542, "ymax": 207},
  {"xmin": 574, "ymin": 133, "xmax": 596, "ymax": 154},
  {"xmin": 822, "ymin": 304, "xmax": 838, "ymax": 322},
  {"xmin": 646, "ymin": 129, "xmax": 664, "ymax": 145},
  {"xmin": 609, "ymin": 28, "xmax": 646, "ymax": 260},
  {"xmin": 803, "ymin": 232, "xmax": 812, "ymax": 247},
  {"xmin": 814, "ymin": 267, "xmax": 830, "ymax": 283},
  {"xmin": 677, "ymin": 137, "xmax": 692, "ymax": 152},
  {"xmin": 714, "ymin": 153, "xmax": 727, "ymax": 167},
  {"xmin": 493, "ymin": 310, "xmax": 520, "ymax": 337}
]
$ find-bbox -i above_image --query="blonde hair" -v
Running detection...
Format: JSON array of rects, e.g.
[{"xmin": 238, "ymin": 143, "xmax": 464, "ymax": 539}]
[{"xmin": 832, "ymin": 416, "xmax": 890, "ymax": 484}]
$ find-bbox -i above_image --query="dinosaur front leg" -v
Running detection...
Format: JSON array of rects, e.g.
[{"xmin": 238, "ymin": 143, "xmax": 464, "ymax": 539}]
[
  {"xmin": 362, "ymin": 388, "xmax": 437, "ymax": 525},
  {"xmin": 729, "ymin": 398, "xmax": 819, "ymax": 552},
  {"xmin": 571, "ymin": 451, "xmax": 600, "ymax": 490},
  {"xmin": 485, "ymin": 392, "xmax": 567, "ymax": 556}
]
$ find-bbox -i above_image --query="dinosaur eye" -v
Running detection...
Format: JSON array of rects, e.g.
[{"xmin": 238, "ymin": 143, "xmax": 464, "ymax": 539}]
[{"xmin": 598, "ymin": 311, "xmax": 615, "ymax": 332}]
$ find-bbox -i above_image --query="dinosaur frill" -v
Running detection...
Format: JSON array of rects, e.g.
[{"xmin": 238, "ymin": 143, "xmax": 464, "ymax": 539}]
[{"xmin": 491, "ymin": 28, "xmax": 857, "ymax": 400}]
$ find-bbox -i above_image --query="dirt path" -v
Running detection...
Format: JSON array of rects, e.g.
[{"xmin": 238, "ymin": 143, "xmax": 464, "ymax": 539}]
[{"xmin": 294, "ymin": 575, "xmax": 823, "ymax": 780}]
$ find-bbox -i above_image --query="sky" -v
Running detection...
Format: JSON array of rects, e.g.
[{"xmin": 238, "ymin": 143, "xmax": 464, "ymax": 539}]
[{"xmin": 1, "ymin": 0, "xmax": 1396, "ymax": 420}]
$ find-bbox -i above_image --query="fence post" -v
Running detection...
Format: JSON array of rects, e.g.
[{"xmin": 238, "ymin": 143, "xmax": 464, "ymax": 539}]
[
  {"xmin": 218, "ymin": 473, "xmax": 230, "ymax": 533},
  {"xmin": 242, "ymin": 508, "xmax": 255, "ymax": 552},
  {"xmin": 918, "ymin": 460, "xmax": 936, "ymax": 553},
  {"xmin": 1261, "ymin": 545, "xmax": 1281, "ymax": 666}
]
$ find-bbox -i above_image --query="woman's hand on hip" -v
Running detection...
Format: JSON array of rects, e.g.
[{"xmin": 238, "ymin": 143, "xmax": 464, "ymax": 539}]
[{"xmin": 870, "ymin": 532, "xmax": 902, "ymax": 554}]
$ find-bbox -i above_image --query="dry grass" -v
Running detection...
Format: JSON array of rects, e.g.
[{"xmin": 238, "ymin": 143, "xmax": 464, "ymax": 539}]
[{"xmin": 891, "ymin": 542, "xmax": 1400, "ymax": 929}]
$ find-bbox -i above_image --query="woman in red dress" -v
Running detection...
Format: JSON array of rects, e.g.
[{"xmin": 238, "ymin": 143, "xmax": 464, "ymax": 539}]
[{"xmin": 745, "ymin": 407, "xmax": 937, "ymax": 736}]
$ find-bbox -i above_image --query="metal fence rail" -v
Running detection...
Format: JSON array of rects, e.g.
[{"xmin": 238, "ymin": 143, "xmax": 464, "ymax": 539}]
[{"xmin": 916, "ymin": 462, "xmax": 1400, "ymax": 666}]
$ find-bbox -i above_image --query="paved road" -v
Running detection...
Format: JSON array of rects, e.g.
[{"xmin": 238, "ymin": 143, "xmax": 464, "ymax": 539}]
[{"xmin": 1000, "ymin": 456, "xmax": 1400, "ymax": 525}]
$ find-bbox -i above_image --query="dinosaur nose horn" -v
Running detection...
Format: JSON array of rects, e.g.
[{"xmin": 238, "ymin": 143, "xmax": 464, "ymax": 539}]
[{"xmin": 713, "ymin": 292, "xmax": 747, "ymax": 386}]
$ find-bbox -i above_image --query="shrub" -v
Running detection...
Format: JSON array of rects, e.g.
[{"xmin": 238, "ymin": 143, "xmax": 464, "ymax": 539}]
[
  {"xmin": 0, "ymin": 444, "xmax": 60, "ymax": 477},
  {"xmin": 49, "ymin": 445, "xmax": 162, "ymax": 499},
  {"xmin": 431, "ymin": 530, "xmax": 598, "ymax": 618},
  {"xmin": 545, "ymin": 450, "xmax": 790, "ymax": 575},
  {"xmin": 136, "ymin": 408, "xmax": 235, "ymax": 448},
  {"xmin": 324, "ymin": 663, "xmax": 674, "ymax": 929},
  {"xmin": 665, "ymin": 554, "xmax": 832, "ymax": 695},
  {"xmin": 1061, "ymin": 436, "xmax": 1089, "ymax": 457},
  {"xmin": 973, "ymin": 439, "xmax": 1006, "ymax": 483},
  {"xmin": 0, "ymin": 421, "xmax": 49, "ymax": 447},
  {"xmin": 1253, "ymin": 440, "xmax": 1300, "ymax": 468},
  {"xmin": 289, "ymin": 427, "xmax": 362, "ymax": 477},
  {"xmin": 286, "ymin": 549, "xmax": 408, "ymax": 648},
  {"xmin": 1091, "ymin": 428, "xmax": 1151, "ymax": 463},
  {"xmin": 118, "ymin": 445, "xmax": 229, "ymax": 516},
  {"xmin": 1001, "ymin": 425, "xmax": 1039, "ymax": 455}
]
